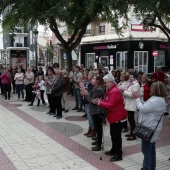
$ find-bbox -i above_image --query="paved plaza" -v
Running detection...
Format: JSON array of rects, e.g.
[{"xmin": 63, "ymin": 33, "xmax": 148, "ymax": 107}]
[{"xmin": 0, "ymin": 94, "xmax": 170, "ymax": 170}]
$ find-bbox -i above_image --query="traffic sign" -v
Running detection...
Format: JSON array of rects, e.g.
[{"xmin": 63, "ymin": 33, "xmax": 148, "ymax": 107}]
[{"xmin": 152, "ymin": 50, "xmax": 158, "ymax": 57}]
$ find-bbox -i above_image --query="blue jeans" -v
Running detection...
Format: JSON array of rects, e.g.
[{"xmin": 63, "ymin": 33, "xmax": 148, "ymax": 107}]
[
  {"xmin": 73, "ymin": 88, "xmax": 82, "ymax": 109},
  {"xmin": 142, "ymin": 140, "xmax": 156, "ymax": 170},
  {"xmin": 16, "ymin": 84, "xmax": 24, "ymax": 99},
  {"xmin": 85, "ymin": 104, "xmax": 94, "ymax": 129}
]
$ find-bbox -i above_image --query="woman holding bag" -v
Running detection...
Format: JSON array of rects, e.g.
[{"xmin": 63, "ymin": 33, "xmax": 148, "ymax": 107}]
[{"xmin": 133, "ymin": 81, "xmax": 166, "ymax": 170}]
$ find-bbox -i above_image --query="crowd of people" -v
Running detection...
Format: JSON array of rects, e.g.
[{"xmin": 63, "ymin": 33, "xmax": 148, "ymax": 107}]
[{"xmin": 0, "ymin": 62, "xmax": 170, "ymax": 169}]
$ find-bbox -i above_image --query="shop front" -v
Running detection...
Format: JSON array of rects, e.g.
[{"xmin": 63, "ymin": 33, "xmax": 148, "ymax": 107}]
[{"xmin": 81, "ymin": 40, "xmax": 170, "ymax": 73}]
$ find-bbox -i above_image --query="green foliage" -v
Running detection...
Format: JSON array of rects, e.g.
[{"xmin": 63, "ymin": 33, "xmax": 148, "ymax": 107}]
[{"xmin": 130, "ymin": 0, "xmax": 170, "ymax": 41}]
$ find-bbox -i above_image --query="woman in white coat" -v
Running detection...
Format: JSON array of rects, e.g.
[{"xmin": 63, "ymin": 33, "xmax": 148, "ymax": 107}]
[
  {"xmin": 133, "ymin": 81, "xmax": 166, "ymax": 170},
  {"xmin": 120, "ymin": 72, "xmax": 140, "ymax": 140}
]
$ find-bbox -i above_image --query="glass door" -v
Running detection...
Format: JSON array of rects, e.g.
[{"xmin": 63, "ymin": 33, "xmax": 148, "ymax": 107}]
[
  {"xmin": 134, "ymin": 51, "xmax": 148, "ymax": 73},
  {"xmin": 99, "ymin": 56, "xmax": 108, "ymax": 67},
  {"xmin": 85, "ymin": 53, "xmax": 95, "ymax": 69},
  {"xmin": 116, "ymin": 51, "xmax": 127, "ymax": 71}
]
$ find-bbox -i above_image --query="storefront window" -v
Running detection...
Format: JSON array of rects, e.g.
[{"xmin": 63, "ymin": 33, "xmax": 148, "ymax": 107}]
[
  {"xmin": 116, "ymin": 51, "xmax": 127, "ymax": 71},
  {"xmin": 134, "ymin": 51, "xmax": 148, "ymax": 73},
  {"xmin": 154, "ymin": 50, "xmax": 165, "ymax": 67},
  {"xmin": 85, "ymin": 53, "xmax": 95, "ymax": 69}
]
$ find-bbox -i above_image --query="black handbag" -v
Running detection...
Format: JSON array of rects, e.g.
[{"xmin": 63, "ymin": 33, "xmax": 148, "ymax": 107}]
[{"xmin": 133, "ymin": 112, "xmax": 164, "ymax": 142}]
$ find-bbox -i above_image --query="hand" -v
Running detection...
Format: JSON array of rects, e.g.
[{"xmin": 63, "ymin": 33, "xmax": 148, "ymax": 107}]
[
  {"xmin": 132, "ymin": 91, "xmax": 140, "ymax": 99},
  {"xmin": 119, "ymin": 88, "xmax": 125, "ymax": 93},
  {"xmin": 91, "ymin": 98, "xmax": 101, "ymax": 105},
  {"xmin": 80, "ymin": 87, "xmax": 88, "ymax": 95}
]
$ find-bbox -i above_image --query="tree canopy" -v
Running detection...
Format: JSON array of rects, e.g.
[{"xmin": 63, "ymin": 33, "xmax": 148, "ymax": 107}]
[
  {"xmin": 130, "ymin": 0, "xmax": 170, "ymax": 42},
  {"xmin": 0, "ymin": 0, "xmax": 129, "ymax": 70}
]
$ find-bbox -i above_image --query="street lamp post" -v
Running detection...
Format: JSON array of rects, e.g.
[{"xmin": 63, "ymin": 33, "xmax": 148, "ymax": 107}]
[{"xmin": 33, "ymin": 29, "xmax": 38, "ymax": 67}]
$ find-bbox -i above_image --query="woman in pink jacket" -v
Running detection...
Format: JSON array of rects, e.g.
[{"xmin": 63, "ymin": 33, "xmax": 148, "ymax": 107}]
[
  {"xmin": 92, "ymin": 74, "xmax": 127, "ymax": 162},
  {"xmin": 0, "ymin": 69, "xmax": 12, "ymax": 100}
]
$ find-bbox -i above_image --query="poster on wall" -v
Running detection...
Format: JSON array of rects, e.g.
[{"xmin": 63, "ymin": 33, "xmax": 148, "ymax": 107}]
[
  {"xmin": 11, "ymin": 57, "xmax": 27, "ymax": 69},
  {"xmin": 11, "ymin": 50, "xmax": 27, "ymax": 69}
]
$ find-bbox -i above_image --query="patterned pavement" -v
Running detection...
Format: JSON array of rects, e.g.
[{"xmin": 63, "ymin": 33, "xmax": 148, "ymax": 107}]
[{"xmin": 0, "ymin": 94, "xmax": 170, "ymax": 170}]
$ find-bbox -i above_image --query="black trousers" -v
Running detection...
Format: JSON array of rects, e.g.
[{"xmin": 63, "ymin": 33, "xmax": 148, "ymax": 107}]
[
  {"xmin": 110, "ymin": 122, "xmax": 123, "ymax": 156},
  {"xmin": 2, "ymin": 84, "xmax": 11, "ymax": 99},
  {"xmin": 30, "ymin": 92, "xmax": 40, "ymax": 105},
  {"xmin": 92, "ymin": 114, "xmax": 103, "ymax": 147},
  {"xmin": 40, "ymin": 90, "xmax": 46, "ymax": 104},
  {"xmin": 51, "ymin": 96, "xmax": 62, "ymax": 116},
  {"xmin": 0, "ymin": 80, "xmax": 4, "ymax": 93},
  {"xmin": 25, "ymin": 83, "xmax": 34, "ymax": 101},
  {"xmin": 128, "ymin": 111, "xmax": 136, "ymax": 136},
  {"xmin": 47, "ymin": 94, "xmax": 52, "ymax": 112}
]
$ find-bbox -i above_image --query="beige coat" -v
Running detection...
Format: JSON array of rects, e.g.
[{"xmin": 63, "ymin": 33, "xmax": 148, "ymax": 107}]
[{"xmin": 123, "ymin": 80, "xmax": 140, "ymax": 111}]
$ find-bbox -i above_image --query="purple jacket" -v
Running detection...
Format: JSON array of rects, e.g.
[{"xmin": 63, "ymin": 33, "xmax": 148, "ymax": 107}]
[{"xmin": 0, "ymin": 73, "xmax": 11, "ymax": 84}]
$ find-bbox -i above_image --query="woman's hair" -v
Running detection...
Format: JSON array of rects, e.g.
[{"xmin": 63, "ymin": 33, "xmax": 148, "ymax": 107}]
[
  {"xmin": 121, "ymin": 72, "xmax": 129, "ymax": 81},
  {"xmin": 129, "ymin": 72, "xmax": 138, "ymax": 79},
  {"xmin": 95, "ymin": 75, "xmax": 104, "ymax": 87},
  {"xmin": 150, "ymin": 81, "xmax": 166, "ymax": 97}
]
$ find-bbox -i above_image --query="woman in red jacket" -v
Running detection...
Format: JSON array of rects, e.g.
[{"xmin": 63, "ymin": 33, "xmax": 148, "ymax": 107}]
[
  {"xmin": 92, "ymin": 74, "xmax": 127, "ymax": 162},
  {"xmin": 140, "ymin": 74, "xmax": 151, "ymax": 101}
]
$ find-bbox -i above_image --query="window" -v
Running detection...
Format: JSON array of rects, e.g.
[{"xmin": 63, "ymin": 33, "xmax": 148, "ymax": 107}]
[
  {"xmin": 99, "ymin": 22, "xmax": 105, "ymax": 34},
  {"xmin": 116, "ymin": 51, "xmax": 127, "ymax": 71},
  {"xmin": 134, "ymin": 51, "xmax": 148, "ymax": 73},
  {"xmin": 85, "ymin": 29, "xmax": 91, "ymax": 35},
  {"xmin": 85, "ymin": 53, "xmax": 95, "ymax": 69},
  {"xmin": 154, "ymin": 50, "xmax": 165, "ymax": 67},
  {"xmin": 85, "ymin": 24, "xmax": 91, "ymax": 35},
  {"xmin": 99, "ymin": 25, "xmax": 105, "ymax": 34}
]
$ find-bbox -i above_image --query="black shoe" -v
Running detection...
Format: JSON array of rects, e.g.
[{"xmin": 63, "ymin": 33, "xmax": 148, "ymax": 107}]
[
  {"xmin": 65, "ymin": 110, "xmax": 68, "ymax": 113},
  {"xmin": 53, "ymin": 114, "xmax": 58, "ymax": 117},
  {"xmin": 92, "ymin": 137, "xmax": 98, "ymax": 141},
  {"xmin": 56, "ymin": 115, "xmax": 62, "ymax": 119},
  {"xmin": 77, "ymin": 109, "xmax": 82, "ymax": 112},
  {"xmin": 82, "ymin": 113, "xmax": 87, "ymax": 117},
  {"xmin": 28, "ymin": 104, "xmax": 33, "ymax": 106},
  {"xmin": 164, "ymin": 112, "xmax": 169, "ymax": 115},
  {"xmin": 91, "ymin": 141, "xmax": 98, "ymax": 145},
  {"xmin": 37, "ymin": 104, "xmax": 40, "ymax": 106},
  {"xmin": 72, "ymin": 107, "xmax": 79, "ymax": 110},
  {"xmin": 141, "ymin": 168, "xmax": 143, "ymax": 170},
  {"xmin": 3, "ymin": 98, "xmax": 7, "ymax": 100},
  {"xmin": 46, "ymin": 111, "xmax": 51, "ymax": 114},
  {"xmin": 24, "ymin": 99, "xmax": 28, "ymax": 101},
  {"xmin": 105, "ymin": 150, "xmax": 115, "ymax": 156},
  {"xmin": 62, "ymin": 108, "xmax": 65, "ymax": 111},
  {"xmin": 125, "ymin": 134, "xmax": 131, "ymax": 137},
  {"xmin": 91, "ymin": 145, "xmax": 101, "ymax": 151},
  {"xmin": 49, "ymin": 113, "xmax": 55, "ymax": 115},
  {"xmin": 110, "ymin": 155, "xmax": 122, "ymax": 162}
]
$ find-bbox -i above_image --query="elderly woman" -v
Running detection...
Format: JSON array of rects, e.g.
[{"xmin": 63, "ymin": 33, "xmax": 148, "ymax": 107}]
[
  {"xmin": 81, "ymin": 75, "xmax": 105, "ymax": 151},
  {"xmin": 133, "ymin": 81, "xmax": 166, "ymax": 170},
  {"xmin": 120, "ymin": 72, "xmax": 140, "ymax": 141},
  {"xmin": 92, "ymin": 74, "xmax": 127, "ymax": 162},
  {"xmin": 50, "ymin": 70, "xmax": 64, "ymax": 119},
  {"xmin": 118, "ymin": 72, "xmax": 129, "ymax": 133}
]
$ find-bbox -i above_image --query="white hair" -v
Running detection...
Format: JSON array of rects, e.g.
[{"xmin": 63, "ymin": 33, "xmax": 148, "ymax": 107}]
[{"xmin": 103, "ymin": 73, "xmax": 115, "ymax": 83}]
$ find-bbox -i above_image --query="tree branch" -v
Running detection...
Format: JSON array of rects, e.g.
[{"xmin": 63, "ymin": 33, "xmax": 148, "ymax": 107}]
[{"xmin": 49, "ymin": 16, "xmax": 67, "ymax": 47}]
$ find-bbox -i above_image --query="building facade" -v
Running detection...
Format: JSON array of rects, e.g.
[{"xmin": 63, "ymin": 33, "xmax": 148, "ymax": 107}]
[{"xmin": 81, "ymin": 15, "xmax": 170, "ymax": 73}]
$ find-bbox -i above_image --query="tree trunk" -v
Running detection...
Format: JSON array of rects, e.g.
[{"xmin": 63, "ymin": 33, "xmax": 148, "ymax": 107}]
[{"xmin": 65, "ymin": 50, "xmax": 72, "ymax": 72}]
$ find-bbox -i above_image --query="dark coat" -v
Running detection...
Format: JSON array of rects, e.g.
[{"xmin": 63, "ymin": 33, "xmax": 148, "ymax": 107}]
[
  {"xmin": 85, "ymin": 86, "xmax": 105, "ymax": 115},
  {"xmin": 51, "ymin": 77, "xmax": 64, "ymax": 96}
]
